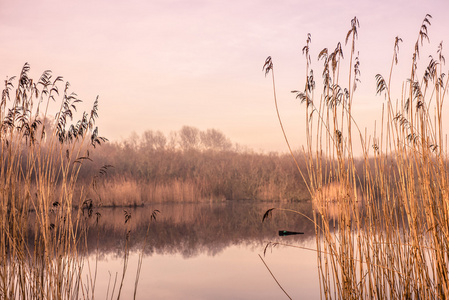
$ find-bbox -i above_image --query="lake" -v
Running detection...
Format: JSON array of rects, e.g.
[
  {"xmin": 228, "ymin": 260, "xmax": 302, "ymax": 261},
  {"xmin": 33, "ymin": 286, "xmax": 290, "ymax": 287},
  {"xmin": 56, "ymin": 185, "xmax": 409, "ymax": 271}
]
[{"xmin": 82, "ymin": 201, "xmax": 321, "ymax": 299}]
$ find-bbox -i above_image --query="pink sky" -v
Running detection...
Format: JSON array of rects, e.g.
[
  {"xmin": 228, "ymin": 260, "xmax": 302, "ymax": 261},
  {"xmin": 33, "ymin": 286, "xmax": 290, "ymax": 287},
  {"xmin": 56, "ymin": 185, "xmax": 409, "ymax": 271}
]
[{"xmin": 1, "ymin": 0, "xmax": 448, "ymax": 152}]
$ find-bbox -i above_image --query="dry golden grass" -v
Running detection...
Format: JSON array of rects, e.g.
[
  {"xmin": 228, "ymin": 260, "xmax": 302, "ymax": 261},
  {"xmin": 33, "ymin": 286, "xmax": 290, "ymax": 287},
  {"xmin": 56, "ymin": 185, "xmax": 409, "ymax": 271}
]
[
  {"xmin": 87, "ymin": 166, "xmax": 307, "ymax": 204},
  {"xmin": 147, "ymin": 179, "xmax": 203, "ymax": 202},
  {"xmin": 312, "ymin": 182, "xmax": 362, "ymax": 220},
  {"xmin": 89, "ymin": 177, "xmax": 217, "ymax": 205},
  {"xmin": 0, "ymin": 64, "xmax": 141, "ymax": 299},
  {"xmin": 81, "ymin": 138, "xmax": 310, "ymax": 203},
  {"xmin": 264, "ymin": 14, "xmax": 449, "ymax": 299}
]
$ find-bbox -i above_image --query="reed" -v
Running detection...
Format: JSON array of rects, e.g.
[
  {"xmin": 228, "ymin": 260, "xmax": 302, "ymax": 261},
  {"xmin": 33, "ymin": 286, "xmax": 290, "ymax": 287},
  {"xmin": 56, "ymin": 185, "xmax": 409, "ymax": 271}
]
[
  {"xmin": 264, "ymin": 14, "xmax": 449, "ymax": 299},
  {"xmin": 84, "ymin": 143, "xmax": 310, "ymax": 203},
  {"xmin": 0, "ymin": 63, "xmax": 109, "ymax": 299},
  {"xmin": 90, "ymin": 177, "xmax": 206, "ymax": 205}
]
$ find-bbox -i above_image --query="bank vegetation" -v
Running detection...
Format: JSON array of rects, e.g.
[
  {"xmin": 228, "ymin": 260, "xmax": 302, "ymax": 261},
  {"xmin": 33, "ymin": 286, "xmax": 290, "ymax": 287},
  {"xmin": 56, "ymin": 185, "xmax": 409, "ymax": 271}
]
[{"xmin": 80, "ymin": 126, "xmax": 310, "ymax": 205}]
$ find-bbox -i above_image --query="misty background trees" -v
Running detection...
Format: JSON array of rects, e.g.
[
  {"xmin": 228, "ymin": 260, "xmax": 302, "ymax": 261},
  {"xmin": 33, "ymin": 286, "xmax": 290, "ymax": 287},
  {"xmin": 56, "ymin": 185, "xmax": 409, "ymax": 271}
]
[{"xmin": 77, "ymin": 125, "xmax": 309, "ymax": 206}]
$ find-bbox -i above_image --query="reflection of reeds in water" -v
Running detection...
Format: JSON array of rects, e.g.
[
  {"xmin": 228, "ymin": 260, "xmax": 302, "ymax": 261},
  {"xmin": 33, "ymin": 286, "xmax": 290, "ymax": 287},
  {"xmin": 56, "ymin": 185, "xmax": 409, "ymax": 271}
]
[
  {"xmin": 265, "ymin": 14, "xmax": 449, "ymax": 299},
  {"xmin": 0, "ymin": 64, "xmax": 109, "ymax": 299},
  {"xmin": 82, "ymin": 202, "xmax": 316, "ymax": 259}
]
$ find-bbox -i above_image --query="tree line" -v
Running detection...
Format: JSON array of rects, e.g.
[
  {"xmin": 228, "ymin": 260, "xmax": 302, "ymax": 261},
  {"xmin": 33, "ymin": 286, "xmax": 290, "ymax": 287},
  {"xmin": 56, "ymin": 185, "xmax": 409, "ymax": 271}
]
[{"xmin": 78, "ymin": 126, "xmax": 310, "ymax": 206}]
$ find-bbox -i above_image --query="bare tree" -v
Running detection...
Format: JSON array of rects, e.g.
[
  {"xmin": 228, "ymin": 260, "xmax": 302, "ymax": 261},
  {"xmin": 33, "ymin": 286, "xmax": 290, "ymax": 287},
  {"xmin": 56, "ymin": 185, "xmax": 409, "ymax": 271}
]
[
  {"xmin": 122, "ymin": 131, "xmax": 140, "ymax": 150},
  {"xmin": 141, "ymin": 130, "xmax": 167, "ymax": 151},
  {"xmin": 178, "ymin": 126, "xmax": 200, "ymax": 150},
  {"xmin": 200, "ymin": 129, "xmax": 232, "ymax": 151}
]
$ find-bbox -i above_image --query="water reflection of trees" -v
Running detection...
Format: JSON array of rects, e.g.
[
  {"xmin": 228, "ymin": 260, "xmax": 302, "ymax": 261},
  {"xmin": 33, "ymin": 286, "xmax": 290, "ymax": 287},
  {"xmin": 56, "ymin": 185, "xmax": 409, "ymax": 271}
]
[{"xmin": 83, "ymin": 201, "xmax": 317, "ymax": 258}]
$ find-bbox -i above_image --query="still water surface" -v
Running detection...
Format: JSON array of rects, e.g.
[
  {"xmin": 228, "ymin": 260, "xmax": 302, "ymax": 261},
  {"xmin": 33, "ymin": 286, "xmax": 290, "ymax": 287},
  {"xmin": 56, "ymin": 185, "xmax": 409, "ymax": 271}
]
[{"xmin": 85, "ymin": 201, "xmax": 320, "ymax": 299}]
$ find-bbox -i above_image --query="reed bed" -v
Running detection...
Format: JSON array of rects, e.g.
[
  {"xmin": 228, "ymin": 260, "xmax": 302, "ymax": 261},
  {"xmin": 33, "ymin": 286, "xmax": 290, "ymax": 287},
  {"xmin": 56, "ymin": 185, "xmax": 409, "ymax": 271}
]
[
  {"xmin": 0, "ymin": 63, "xmax": 111, "ymax": 299},
  {"xmin": 264, "ymin": 15, "xmax": 449, "ymax": 299},
  {"xmin": 89, "ymin": 175, "xmax": 305, "ymax": 204},
  {"xmin": 90, "ymin": 177, "xmax": 207, "ymax": 205},
  {"xmin": 83, "ymin": 144, "xmax": 309, "ymax": 203}
]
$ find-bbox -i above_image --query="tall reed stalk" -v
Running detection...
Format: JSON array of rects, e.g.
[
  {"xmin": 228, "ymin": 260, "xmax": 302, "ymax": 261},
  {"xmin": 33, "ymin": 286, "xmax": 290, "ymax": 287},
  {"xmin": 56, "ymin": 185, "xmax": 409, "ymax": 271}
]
[
  {"xmin": 0, "ymin": 63, "xmax": 107, "ymax": 299},
  {"xmin": 265, "ymin": 14, "xmax": 449, "ymax": 299}
]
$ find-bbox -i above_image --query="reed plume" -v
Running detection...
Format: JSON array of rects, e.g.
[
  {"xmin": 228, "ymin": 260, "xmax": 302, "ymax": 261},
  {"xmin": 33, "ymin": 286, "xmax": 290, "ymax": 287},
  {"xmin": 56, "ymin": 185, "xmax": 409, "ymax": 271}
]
[
  {"xmin": 264, "ymin": 14, "xmax": 449, "ymax": 299},
  {"xmin": 0, "ymin": 63, "xmax": 107, "ymax": 299}
]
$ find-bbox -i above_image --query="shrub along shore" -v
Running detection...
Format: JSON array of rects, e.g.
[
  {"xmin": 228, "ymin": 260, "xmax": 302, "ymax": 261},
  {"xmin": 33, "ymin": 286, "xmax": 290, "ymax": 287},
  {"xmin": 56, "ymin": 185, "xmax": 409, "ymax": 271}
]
[{"xmin": 78, "ymin": 127, "xmax": 310, "ymax": 206}]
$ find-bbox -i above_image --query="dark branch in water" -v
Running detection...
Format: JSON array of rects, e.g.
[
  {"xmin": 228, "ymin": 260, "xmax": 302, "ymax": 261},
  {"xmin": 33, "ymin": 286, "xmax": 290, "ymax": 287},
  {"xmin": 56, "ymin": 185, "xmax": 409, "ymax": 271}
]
[{"xmin": 262, "ymin": 208, "xmax": 276, "ymax": 222}]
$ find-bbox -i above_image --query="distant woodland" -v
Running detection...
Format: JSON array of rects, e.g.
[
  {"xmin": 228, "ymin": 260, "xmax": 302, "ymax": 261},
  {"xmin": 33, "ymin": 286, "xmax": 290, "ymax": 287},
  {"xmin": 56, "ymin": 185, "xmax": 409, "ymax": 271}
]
[{"xmin": 76, "ymin": 125, "xmax": 310, "ymax": 206}]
